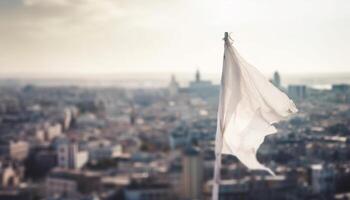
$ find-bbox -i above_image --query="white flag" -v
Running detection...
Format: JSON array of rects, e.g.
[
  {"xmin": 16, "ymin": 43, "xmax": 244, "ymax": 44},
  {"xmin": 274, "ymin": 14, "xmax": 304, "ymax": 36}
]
[{"xmin": 212, "ymin": 33, "xmax": 297, "ymax": 200}]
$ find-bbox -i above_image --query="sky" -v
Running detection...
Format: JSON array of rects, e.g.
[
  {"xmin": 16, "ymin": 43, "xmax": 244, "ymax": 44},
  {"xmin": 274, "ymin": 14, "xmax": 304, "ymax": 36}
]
[{"xmin": 0, "ymin": 0, "xmax": 349, "ymax": 79}]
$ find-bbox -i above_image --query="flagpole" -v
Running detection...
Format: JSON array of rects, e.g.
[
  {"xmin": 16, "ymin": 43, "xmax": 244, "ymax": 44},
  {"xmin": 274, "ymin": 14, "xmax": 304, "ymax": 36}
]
[{"xmin": 212, "ymin": 32, "xmax": 229, "ymax": 200}]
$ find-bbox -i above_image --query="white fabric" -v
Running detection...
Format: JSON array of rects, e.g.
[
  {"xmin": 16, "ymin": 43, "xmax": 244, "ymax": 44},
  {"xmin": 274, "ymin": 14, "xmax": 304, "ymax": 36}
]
[{"xmin": 212, "ymin": 35, "xmax": 297, "ymax": 200}]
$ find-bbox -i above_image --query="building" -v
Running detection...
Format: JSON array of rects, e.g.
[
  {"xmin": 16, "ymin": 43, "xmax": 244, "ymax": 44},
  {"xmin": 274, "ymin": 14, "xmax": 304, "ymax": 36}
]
[
  {"xmin": 36, "ymin": 122, "xmax": 62, "ymax": 143},
  {"xmin": 88, "ymin": 140, "xmax": 122, "ymax": 162},
  {"xmin": 0, "ymin": 189, "xmax": 32, "ymax": 200},
  {"xmin": 0, "ymin": 162, "xmax": 22, "ymax": 188},
  {"xmin": 271, "ymin": 71, "xmax": 281, "ymax": 88},
  {"xmin": 181, "ymin": 146, "xmax": 203, "ymax": 200},
  {"xmin": 0, "ymin": 140, "xmax": 29, "ymax": 161},
  {"xmin": 308, "ymin": 164, "xmax": 335, "ymax": 194},
  {"xmin": 332, "ymin": 84, "xmax": 350, "ymax": 93},
  {"xmin": 188, "ymin": 70, "xmax": 219, "ymax": 99},
  {"xmin": 46, "ymin": 172, "xmax": 79, "ymax": 198},
  {"xmin": 34, "ymin": 150, "xmax": 58, "ymax": 175},
  {"xmin": 169, "ymin": 132, "xmax": 189, "ymax": 150},
  {"xmin": 46, "ymin": 168, "xmax": 101, "ymax": 199},
  {"xmin": 288, "ymin": 85, "xmax": 307, "ymax": 101},
  {"xmin": 331, "ymin": 84, "xmax": 350, "ymax": 103},
  {"xmin": 57, "ymin": 140, "xmax": 88, "ymax": 169},
  {"xmin": 63, "ymin": 107, "xmax": 73, "ymax": 131},
  {"xmin": 168, "ymin": 75, "xmax": 180, "ymax": 97},
  {"xmin": 124, "ymin": 181, "xmax": 175, "ymax": 200},
  {"xmin": 203, "ymin": 179, "xmax": 250, "ymax": 200}
]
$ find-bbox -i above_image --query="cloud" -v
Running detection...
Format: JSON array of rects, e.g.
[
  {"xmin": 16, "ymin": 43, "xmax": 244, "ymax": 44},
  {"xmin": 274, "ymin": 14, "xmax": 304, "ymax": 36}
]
[{"xmin": 0, "ymin": 0, "xmax": 125, "ymax": 39}]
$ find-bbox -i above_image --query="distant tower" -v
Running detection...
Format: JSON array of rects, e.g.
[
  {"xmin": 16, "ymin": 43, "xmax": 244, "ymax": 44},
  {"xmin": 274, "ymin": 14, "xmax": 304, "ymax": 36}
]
[
  {"xmin": 63, "ymin": 108, "xmax": 72, "ymax": 131},
  {"xmin": 181, "ymin": 146, "xmax": 203, "ymax": 200},
  {"xmin": 195, "ymin": 69, "xmax": 201, "ymax": 82},
  {"xmin": 168, "ymin": 74, "xmax": 179, "ymax": 97},
  {"xmin": 273, "ymin": 71, "xmax": 281, "ymax": 88},
  {"xmin": 130, "ymin": 103, "xmax": 136, "ymax": 125}
]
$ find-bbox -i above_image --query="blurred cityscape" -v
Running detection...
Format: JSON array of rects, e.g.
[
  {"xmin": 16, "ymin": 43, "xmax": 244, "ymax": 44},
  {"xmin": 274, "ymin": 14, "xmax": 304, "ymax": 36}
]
[{"xmin": 0, "ymin": 70, "xmax": 349, "ymax": 200}]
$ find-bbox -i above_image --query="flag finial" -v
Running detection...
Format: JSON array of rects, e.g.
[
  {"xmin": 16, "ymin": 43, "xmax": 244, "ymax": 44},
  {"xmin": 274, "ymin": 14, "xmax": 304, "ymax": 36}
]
[{"xmin": 224, "ymin": 32, "xmax": 231, "ymax": 43}]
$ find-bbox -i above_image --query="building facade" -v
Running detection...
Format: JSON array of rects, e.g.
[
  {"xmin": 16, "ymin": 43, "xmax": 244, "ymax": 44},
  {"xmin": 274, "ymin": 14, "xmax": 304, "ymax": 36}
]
[{"xmin": 181, "ymin": 146, "xmax": 203, "ymax": 200}]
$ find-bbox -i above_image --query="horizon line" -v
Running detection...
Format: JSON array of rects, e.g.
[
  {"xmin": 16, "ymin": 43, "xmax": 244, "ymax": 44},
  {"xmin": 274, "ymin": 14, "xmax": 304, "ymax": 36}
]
[{"xmin": 1, "ymin": 71, "xmax": 350, "ymax": 80}]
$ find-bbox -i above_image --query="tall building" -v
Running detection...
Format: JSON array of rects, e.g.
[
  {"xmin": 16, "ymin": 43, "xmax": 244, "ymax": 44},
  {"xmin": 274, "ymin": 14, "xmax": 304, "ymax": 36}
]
[
  {"xmin": 195, "ymin": 69, "xmax": 201, "ymax": 82},
  {"xmin": 181, "ymin": 146, "xmax": 203, "ymax": 200},
  {"xmin": 272, "ymin": 71, "xmax": 281, "ymax": 88},
  {"xmin": 57, "ymin": 140, "xmax": 88, "ymax": 169},
  {"xmin": 63, "ymin": 107, "xmax": 73, "ymax": 131},
  {"xmin": 168, "ymin": 74, "xmax": 180, "ymax": 97},
  {"xmin": 129, "ymin": 103, "xmax": 136, "ymax": 125},
  {"xmin": 189, "ymin": 70, "xmax": 212, "ymax": 88}
]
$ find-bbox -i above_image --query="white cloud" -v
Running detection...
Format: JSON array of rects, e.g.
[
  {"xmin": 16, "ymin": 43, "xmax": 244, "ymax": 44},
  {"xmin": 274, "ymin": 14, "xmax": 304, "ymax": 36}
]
[{"xmin": 4, "ymin": 0, "xmax": 123, "ymax": 37}]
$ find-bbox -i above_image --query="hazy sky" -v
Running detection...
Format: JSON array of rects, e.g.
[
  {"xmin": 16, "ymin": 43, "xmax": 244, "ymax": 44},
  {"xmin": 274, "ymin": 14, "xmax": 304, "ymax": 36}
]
[{"xmin": 0, "ymin": 0, "xmax": 349, "ymax": 79}]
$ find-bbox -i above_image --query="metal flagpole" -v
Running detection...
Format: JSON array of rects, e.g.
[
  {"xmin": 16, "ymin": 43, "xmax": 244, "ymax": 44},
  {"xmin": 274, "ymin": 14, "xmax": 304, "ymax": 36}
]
[{"xmin": 212, "ymin": 32, "xmax": 229, "ymax": 200}]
